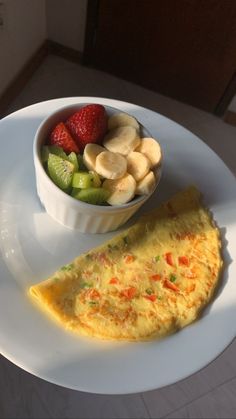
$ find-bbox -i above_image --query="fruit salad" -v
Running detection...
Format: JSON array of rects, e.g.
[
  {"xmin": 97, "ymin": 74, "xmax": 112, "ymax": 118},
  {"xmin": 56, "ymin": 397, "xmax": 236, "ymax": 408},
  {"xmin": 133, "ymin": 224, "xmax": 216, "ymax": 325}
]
[{"xmin": 41, "ymin": 104, "xmax": 162, "ymax": 206}]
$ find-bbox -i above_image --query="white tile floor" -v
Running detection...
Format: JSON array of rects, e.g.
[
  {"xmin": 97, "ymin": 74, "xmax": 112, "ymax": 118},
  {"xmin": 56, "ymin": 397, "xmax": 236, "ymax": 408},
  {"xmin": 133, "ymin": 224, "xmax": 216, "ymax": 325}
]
[{"xmin": 1, "ymin": 54, "xmax": 236, "ymax": 418}]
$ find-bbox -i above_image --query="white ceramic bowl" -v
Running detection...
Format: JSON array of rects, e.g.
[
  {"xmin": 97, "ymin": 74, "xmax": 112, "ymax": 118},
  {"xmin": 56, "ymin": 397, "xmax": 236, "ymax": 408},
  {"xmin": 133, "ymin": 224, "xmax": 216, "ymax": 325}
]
[{"xmin": 33, "ymin": 103, "xmax": 162, "ymax": 233}]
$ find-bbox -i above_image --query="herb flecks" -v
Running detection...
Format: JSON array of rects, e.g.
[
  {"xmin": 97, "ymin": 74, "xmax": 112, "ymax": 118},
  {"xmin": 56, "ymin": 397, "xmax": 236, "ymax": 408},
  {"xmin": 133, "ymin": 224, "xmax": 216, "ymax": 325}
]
[
  {"xmin": 80, "ymin": 282, "xmax": 92, "ymax": 289},
  {"xmin": 89, "ymin": 301, "xmax": 98, "ymax": 306},
  {"xmin": 123, "ymin": 236, "xmax": 129, "ymax": 246},
  {"xmin": 108, "ymin": 243, "xmax": 119, "ymax": 251},
  {"xmin": 60, "ymin": 263, "xmax": 74, "ymax": 271},
  {"xmin": 146, "ymin": 288, "xmax": 153, "ymax": 295},
  {"xmin": 170, "ymin": 274, "xmax": 177, "ymax": 282}
]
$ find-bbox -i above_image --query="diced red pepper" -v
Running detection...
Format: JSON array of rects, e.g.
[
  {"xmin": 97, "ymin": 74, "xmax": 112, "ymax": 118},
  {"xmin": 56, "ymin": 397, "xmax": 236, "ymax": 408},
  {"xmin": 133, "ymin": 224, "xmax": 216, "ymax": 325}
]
[
  {"xmin": 109, "ymin": 277, "xmax": 119, "ymax": 284},
  {"xmin": 184, "ymin": 271, "xmax": 197, "ymax": 279},
  {"xmin": 144, "ymin": 294, "xmax": 157, "ymax": 302},
  {"xmin": 165, "ymin": 252, "xmax": 174, "ymax": 266},
  {"xmin": 121, "ymin": 287, "xmax": 137, "ymax": 299},
  {"xmin": 185, "ymin": 284, "xmax": 196, "ymax": 294},
  {"xmin": 178, "ymin": 256, "xmax": 190, "ymax": 266},
  {"xmin": 164, "ymin": 279, "xmax": 179, "ymax": 292},
  {"xmin": 150, "ymin": 274, "xmax": 162, "ymax": 281},
  {"xmin": 98, "ymin": 252, "xmax": 112, "ymax": 267},
  {"xmin": 88, "ymin": 289, "xmax": 100, "ymax": 300},
  {"xmin": 124, "ymin": 254, "xmax": 135, "ymax": 263}
]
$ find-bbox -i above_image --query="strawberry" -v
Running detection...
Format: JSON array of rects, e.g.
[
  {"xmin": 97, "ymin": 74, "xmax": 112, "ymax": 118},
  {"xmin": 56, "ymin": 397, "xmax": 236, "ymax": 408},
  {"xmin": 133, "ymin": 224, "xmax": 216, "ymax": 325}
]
[
  {"xmin": 49, "ymin": 122, "xmax": 80, "ymax": 154},
  {"xmin": 65, "ymin": 104, "xmax": 108, "ymax": 150}
]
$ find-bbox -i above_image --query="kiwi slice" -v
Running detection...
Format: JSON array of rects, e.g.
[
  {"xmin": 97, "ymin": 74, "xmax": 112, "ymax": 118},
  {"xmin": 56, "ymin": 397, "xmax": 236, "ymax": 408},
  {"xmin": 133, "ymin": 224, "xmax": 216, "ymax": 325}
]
[
  {"xmin": 89, "ymin": 171, "xmax": 101, "ymax": 187},
  {"xmin": 77, "ymin": 154, "xmax": 88, "ymax": 171},
  {"xmin": 44, "ymin": 146, "xmax": 79, "ymax": 170},
  {"xmin": 72, "ymin": 172, "xmax": 94, "ymax": 189},
  {"xmin": 48, "ymin": 145, "xmax": 68, "ymax": 159},
  {"xmin": 71, "ymin": 187, "xmax": 80, "ymax": 197},
  {"xmin": 41, "ymin": 146, "xmax": 50, "ymax": 163},
  {"xmin": 74, "ymin": 187, "xmax": 110, "ymax": 205},
  {"xmin": 47, "ymin": 153, "xmax": 75, "ymax": 190},
  {"xmin": 42, "ymin": 145, "xmax": 68, "ymax": 164},
  {"xmin": 67, "ymin": 152, "xmax": 79, "ymax": 171}
]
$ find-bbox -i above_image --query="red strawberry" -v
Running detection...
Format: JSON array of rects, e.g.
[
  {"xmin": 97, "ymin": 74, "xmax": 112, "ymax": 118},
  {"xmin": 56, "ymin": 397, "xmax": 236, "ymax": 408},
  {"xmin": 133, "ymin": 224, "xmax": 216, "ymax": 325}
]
[
  {"xmin": 65, "ymin": 104, "xmax": 108, "ymax": 150},
  {"xmin": 49, "ymin": 122, "xmax": 80, "ymax": 154}
]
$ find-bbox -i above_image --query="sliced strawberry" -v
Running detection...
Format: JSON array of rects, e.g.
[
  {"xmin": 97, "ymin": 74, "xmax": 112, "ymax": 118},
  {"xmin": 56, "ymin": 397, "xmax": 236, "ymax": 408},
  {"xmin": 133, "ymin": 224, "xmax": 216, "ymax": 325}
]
[
  {"xmin": 65, "ymin": 104, "xmax": 108, "ymax": 150},
  {"xmin": 49, "ymin": 122, "xmax": 80, "ymax": 154}
]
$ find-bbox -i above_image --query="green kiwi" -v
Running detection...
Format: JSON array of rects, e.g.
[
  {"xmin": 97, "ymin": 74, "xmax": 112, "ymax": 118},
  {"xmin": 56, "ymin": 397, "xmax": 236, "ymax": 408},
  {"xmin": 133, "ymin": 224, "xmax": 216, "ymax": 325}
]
[
  {"xmin": 41, "ymin": 146, "xmax": 50, "ymax": 163},
  {"xmin": 89, "ymin": 171, "xmax": 101, "ymax": 187},
  {"xmin": 74, "ymin": 187, "xmax": 110, "ymax": 205},
  {"xmin": 71, "ymin": 187, "xmax": 81, "ymax": 198},
  {"xmin": 47, "ymin": 153, "xmax": 75, "ymax": 190},
  {"xmin": 42, "ymin": 145, "xmax": 68, "ymax": 164},
  {"xmin": 48, "ymin": 145, "xmax": 68, "ymax": 159},
  {"xmin": 72, "ymin": 172, "xmax": 94, "ymax": 189},
  {"xmin": 77, "ymin": 154, "xmax": 88, "ymax": 171},
  {"xmin": 67, "ymin": 152, "xmax": 79, "ymax": 171}
]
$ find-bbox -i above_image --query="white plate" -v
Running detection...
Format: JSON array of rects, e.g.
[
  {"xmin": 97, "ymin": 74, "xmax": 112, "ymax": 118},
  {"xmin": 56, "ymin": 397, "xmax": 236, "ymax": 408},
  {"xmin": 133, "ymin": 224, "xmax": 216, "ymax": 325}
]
[{"xmin": 0, "ymin": 97, "xmax": 236, "ymax": 395}]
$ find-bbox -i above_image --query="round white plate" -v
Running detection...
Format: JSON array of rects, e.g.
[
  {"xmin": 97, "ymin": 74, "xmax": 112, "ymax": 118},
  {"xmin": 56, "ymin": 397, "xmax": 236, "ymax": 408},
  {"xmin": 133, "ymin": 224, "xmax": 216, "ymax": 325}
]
[{"xmin": 0, "ymin": 97, "xmax": 236, "ymax": 395}]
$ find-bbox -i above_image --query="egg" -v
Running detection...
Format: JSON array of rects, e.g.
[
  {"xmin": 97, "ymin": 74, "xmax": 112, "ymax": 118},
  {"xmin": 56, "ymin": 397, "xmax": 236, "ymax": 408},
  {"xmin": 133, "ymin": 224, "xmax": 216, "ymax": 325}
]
[{"xmin": 29, "ymin": 186, "xmax": 223, "ymax": 341}]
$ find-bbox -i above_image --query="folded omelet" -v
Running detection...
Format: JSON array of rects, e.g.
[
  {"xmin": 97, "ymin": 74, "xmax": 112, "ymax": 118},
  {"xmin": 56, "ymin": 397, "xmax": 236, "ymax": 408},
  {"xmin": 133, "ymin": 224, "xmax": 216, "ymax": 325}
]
[{"xmin": 29, "ymin": 186, "xmax": 223, "ymax": 341}]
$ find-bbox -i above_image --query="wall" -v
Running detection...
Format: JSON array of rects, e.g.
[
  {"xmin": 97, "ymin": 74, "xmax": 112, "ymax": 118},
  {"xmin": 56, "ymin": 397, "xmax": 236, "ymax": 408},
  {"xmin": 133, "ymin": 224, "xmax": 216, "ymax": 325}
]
[
  {"xmin": 0, "ymin": 0, "xmax": 47, "ymax": 95},
  {"xmin": 0, "ymin": 0, "xmax": 88, "ymax": 99},
  {"xmin": 46, "ymin": 0, "xmax": 87, "ymax": 52}
]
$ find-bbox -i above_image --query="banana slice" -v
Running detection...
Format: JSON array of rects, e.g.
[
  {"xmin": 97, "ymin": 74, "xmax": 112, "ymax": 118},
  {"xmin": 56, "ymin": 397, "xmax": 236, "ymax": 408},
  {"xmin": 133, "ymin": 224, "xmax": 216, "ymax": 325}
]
[
  {"xmin": 103, "ymin": 126, "xmax": 141, "ymax": 155},
  {"xmin": 103, "ymin": 173, "xmax": 136, "ymax": 205},
  {"xmin": 126, "ymin": 151, "xmax": 151, "ymax": 181},
  {"xmin": 135, "ymin": 138, "xmax": 162, "ymax": 168},
  {"xmin": 136, "ymin": 171, "xmax": 156, "ymax": 195},
  {"xmin": 95, "ymin": 150, "xmax": 127, "ymax": 179},
  {"xmin": 83, "ymin": 144, "xmax": 105, "ymax": 171},
  {"xmin": 108, "ymin": 112, "xmax": 140, "ymax": 132}
]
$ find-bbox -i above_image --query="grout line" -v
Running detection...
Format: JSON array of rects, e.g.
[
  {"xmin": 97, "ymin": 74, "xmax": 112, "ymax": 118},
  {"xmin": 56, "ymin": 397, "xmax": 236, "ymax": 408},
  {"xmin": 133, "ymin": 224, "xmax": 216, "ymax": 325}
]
[
  {"xmin": 140, "ymin": 393, "xmax": 152, "ymax": 419},
  {"xmin": 161, "ymin": 374, "xmax": 236, "ymax": 418}
]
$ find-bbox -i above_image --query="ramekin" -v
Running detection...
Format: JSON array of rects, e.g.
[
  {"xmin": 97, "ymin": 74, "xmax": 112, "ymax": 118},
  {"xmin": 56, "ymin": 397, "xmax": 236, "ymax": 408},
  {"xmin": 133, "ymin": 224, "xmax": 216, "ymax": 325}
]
[{"xmin": 33, "ymin": 102, "xmax": 162, "ymax": 233}]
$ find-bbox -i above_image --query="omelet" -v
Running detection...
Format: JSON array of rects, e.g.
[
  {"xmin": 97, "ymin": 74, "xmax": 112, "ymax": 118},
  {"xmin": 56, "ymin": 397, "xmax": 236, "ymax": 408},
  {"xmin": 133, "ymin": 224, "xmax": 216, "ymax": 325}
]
[{"xmin": 29, "ymin": 186, "xmax": 223, "ymax": 341}]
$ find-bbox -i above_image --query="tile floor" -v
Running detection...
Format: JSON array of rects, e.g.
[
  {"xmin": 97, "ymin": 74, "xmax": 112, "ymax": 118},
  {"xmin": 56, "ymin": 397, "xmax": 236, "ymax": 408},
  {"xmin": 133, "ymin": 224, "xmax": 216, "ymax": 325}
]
[{"xmin": 1, "ymin": 54, "xmax": 236, "ymax": 418}]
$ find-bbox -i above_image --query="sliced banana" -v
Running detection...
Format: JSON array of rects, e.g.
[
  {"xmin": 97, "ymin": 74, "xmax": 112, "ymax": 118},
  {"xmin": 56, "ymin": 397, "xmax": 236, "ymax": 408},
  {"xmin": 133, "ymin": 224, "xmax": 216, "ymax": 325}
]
[
  {"xmin": 136, "ymin": 171, "xmax": 156, "ymax": 195},
  {"xmin": 108, "ymin": 112, "xmax": 140, "ymax": 132},
  {"xmin": 135, "ymin": 137, "xmax": 162, "ymax": 168},
  {"xmin": 103, "ymin": 173, "xmax": 136, "ymax": 205},
  {"xmin": 83, "ymin": 143, "xmax": 105, "ymax": 171},
  {"xmin": 103, "ymin": 126, "xmax": 141, "ymax": 155},
  {"xmin": 95, "ymin": 150, "xmax": 127, "ymax": 179},
  {"xmin": 126, "ymin": 151, "xmax": 151, "ymax": 181}
]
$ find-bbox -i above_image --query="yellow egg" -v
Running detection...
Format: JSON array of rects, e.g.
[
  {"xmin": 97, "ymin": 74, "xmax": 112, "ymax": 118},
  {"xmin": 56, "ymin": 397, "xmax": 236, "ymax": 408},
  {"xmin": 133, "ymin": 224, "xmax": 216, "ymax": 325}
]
[{"xmin": 29, "ymin": 186, "xmax": 223, "ymax": 341}]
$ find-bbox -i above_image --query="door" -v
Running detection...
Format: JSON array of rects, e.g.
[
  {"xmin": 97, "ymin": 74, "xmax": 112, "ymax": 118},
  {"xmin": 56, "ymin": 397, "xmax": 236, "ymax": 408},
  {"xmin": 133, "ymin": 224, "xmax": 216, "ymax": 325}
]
[{"xmin": 84, "ymin": 0, "xmax": 236, "ymax": 114}]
